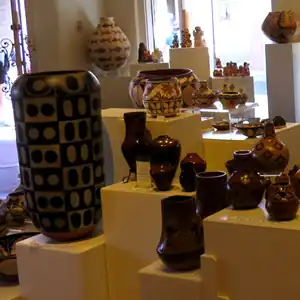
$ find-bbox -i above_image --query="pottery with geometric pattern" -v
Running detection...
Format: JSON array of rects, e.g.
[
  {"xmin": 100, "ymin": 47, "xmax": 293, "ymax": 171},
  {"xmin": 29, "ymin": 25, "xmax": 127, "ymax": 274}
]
[{"xmin": 11, "ymin": 70, "xmax": 105, "ymax": 241}]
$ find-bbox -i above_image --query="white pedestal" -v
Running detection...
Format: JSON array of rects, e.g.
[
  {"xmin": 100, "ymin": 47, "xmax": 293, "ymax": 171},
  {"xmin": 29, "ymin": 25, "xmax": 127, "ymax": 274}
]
[
  {"xmin": 101, "ymin": 182, "xmax": 195, "ymax": 300},
  {"xmin": 204, "ymin": 203, "xmax": 300, "ymax": 300},
  {"xmin": 139, "ymin": 260, "xmax": 203, "ymax": 300},
  {"xmin": 211, "ymin": 76, "xmax": 255, "ymax": 102},
  {"xmin": 169, "ymin": 47, "xmax": 210, "ymax": 80},
  {"xmin": 266, "ymin": 43, "xmax": 300, "ymax": 122},
  {"xmin": 130, "ymin": 63, "xmax": 169, "ymax": 77},
  {"xmin": 100, "ymin": 76, "xmax": 133, "ymax": 109},
  {"xmin": 16, "ymin": 233, "xmax": 108, "ymax": 300},
  {"xmin": 102, "ymin": 108, "xmax": 205, "ymax": 185}
]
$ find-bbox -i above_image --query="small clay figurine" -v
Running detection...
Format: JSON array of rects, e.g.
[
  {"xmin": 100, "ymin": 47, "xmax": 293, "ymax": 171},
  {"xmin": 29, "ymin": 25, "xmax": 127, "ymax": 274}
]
[
  {"xmin": 151, "ymin": 48, "xmax": 163, "ymax": 63},
  {"xmin": 193, "ymin": 26, "xmax": 206, "ymax": 47},
  {"xmin": 171, "ymin": 34, "xmax": 179, "ymax": 48},
  {"xmin": 181, "ymin": 29, "xmax": 192, "ymax": 48},
  {"xmin": 138, "ymin": 42, "xmax": 153, "ymax": 63},
  {"xmin": 216, "ymin": 58, "xmax": 222, "ymax": 68}
]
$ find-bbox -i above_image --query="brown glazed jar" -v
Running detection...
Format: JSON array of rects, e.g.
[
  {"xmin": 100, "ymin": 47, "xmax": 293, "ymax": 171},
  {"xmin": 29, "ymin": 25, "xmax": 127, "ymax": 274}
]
[
  {"xmin": 265, "ymin": 181, "xmax": 299, "ymax": 221},
  {"xmin": 179, "ymin": 153, "xmax": 207, "ymax": 192},
  {"xmin": 252, "ymin": 121, "xmax": 289, "ymax": 174},
  {"xmin": 121, "ymin": 112, "xmax": 153, "ymax": 182},
  {"xmin": 157, "ymin": 195, "xmax": 204, "ymax": 271},
  {"xmin": 289, "ymin": 165, "xmax": 300, "ymax": 199},
  {"xmin": 227, "ymin": 150, "xmax": 265, "ymax": 210},
  {"xmin": 150, "ymin": 135, "xmax": 181, "ymax": 191}
]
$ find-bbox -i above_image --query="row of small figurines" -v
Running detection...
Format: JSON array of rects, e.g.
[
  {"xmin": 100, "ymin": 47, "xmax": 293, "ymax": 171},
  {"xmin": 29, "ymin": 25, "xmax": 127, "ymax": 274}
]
[
  {"xmin": 138, "ymin": 42, "xmax": 164, "ymax": 63},
  {"xmin": 214, "ymin": 58, "xmax": 251, "ymax": 77},
  {"xmin": 171, "ymin": 26, "xmax": 206, "ymax": 48}
]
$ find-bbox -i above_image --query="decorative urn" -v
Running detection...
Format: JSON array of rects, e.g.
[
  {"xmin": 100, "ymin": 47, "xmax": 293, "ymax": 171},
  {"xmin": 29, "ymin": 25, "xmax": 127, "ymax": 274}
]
[{"xmin": 218, "ymin": 84, "xmax": 247, "ymax": 109}]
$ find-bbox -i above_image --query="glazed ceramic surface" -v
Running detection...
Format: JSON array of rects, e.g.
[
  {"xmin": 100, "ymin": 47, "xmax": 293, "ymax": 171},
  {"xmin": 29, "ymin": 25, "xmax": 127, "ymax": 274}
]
[
  {"xmin": 11, "ymin": 70, "xmax": 105, "ymax": 241},
  {"xmin": 235, "ymin": 123, "xmax": 264, "ymax": 138},
  {"xmin": 262, "ymin": 11, "xmax": 298, "ymax": 43},
  {"xmin": 227, "ymin": 150, "xmax": 265, "ymax": 210},
  {"xmin": 192, "ymin": 80, "xmax": 217, "ymax": 108},
  {"xmin": 289, "ymin": 165, "xmax": 300, "ymax": 199},
  {"xmin": 157, "ymin": 195, "xmax": 204, "ymax": 271},
  {"xmin": 129, "ymin": 68, "xmax": 199, "ymax": 108},
  {"xmin": 218, "ymin": 84, "xmax": 247, "ymax": 109},
  {"xmin": 142, "ymin": 77, "xmax": 182, "ymax": 117},
  {"xmin": 252, "ymin": 121, "xmax": 289, "ymax": 174},
  {"xmin": 88, "ymin": 17, "xmax": 131, "ymax": 72}
]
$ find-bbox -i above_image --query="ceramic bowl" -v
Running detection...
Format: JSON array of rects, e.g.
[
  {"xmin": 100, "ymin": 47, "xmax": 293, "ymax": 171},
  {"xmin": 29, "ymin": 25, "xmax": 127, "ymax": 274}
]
[
  {"xmin": 218, "ymin": 92, "xmax": 242, "ymax": 109},
  {"xmin": 236, "ymin": 123, "xmax": 264, "ymax": 138},
  {"xmin": 0, "ymin": 232, "xmax": 39, "ymax": 281},
  {"xmin": 212, "ymin": 121, "xmax": 230, "ymax": 131}
]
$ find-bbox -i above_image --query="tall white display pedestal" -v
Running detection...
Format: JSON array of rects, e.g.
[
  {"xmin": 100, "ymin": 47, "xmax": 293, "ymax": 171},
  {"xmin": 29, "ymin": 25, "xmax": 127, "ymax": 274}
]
[
  {"xmin": 169, "ymin": 48, "xmax": 210, "ymax": 80},
  {"xmin": 130, "ymin": 62, "xmax": 169, "ymax": 77},
  {"xmin": 102, "ymin": 109, "xmax": 204, "ymax": 185},
  {"xmin": 16, "ymin": 233, "xmax": 108, "ymax": 300},
  {"xmin": 101, "ymin": 182, "xmax": 195, "ymax": 300},
  {"xmin": 266, "ymin": 43, "xmax": 300, "ymax": 122}
]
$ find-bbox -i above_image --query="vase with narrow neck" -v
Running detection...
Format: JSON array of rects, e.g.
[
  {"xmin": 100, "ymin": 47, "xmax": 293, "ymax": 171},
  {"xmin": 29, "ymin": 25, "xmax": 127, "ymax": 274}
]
[
  {"xmin": 252, "ymin": 121, "xmax": 289, "ymax": 174},
  {"xmin": 227, "ymin": 150, "xmax": 265, "ymax": 210},
  {"xmin": 157, "ymin": 195, "xmax": 204, "ymax": 271},
  {"xmin": 121, "ymin": 112, "xmax": 152, "ymax": 182}
]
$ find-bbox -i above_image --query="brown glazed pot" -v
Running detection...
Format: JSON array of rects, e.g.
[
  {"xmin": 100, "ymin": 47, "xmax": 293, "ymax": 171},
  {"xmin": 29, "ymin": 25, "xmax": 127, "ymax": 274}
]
[
  {"xmin": 150, "ymin": 135, "xmax": 181, "ymax": 191},
  {"xmin": 289, "ymin": 165, "xmax": 300, "ymax": 199},
  {"xmin": 121, "ymin": 112, "xmax": 153, "ymax": 182},
  {"xmin": 157, "ymin": 195, "xmax": 204, "ymax": 271},
  {"xmin": 179, "ymin": 153, "xmax": 207, "ymax": 192},
  {"xmin": 129, "ymin": 68, "xmax": 199, "ymax": 108},
  {"xmin": 252, "ymin": 121, "xmax": 289, "ymax": 174},
  {"xmin": 196, "ymin": 171, "xmax": 228, "ymax": 219},
  {"xmin": 265, "ymin": 182, "xmax": 299, "ymax": 221},
  {"xmin": 227, "ymin": 150, "xmax": 265, "ymax": 210}
]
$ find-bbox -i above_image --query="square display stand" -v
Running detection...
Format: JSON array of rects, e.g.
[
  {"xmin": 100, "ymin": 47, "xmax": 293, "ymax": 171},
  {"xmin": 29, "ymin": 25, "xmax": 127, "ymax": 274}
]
[
  {"xmin": 204, "ymin": 203, "xmax": 300, "ymax": 300},
  {"xmin": 266, "ymin": 43, "xmax": 300, "ymax": 122},
  {"xmin": 99, "ymin": 76, "xmax": 133, "ymax": 109},
  {"xmin": 210, "ymin": 76, "xmax": 255, "ymax": 102},
  {"xmin": 129, "ymin": 62, "xmax": 169, "ymax": 77},
  {"xmin": 169, "ymin": 47, "xmax": 210, "ymax": 80},
  {"xmin": 202, "ymin": 123, "xmax": 300, "ymax": 172},
  {"xmin": 101, "ymin": 182, "xmax": 195, "ymax": 300},
  {"xmin": 102, "ymin": 108, "xmax": 205, "ymax": 185},
  {"xmin": 16, "ymin": 233, "xmax": 108, "ymax": 300}
]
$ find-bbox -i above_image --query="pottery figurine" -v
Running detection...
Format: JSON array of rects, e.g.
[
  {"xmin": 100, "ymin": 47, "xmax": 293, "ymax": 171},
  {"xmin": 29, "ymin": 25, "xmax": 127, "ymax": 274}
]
[
  {"xmin": 142, "ymin": 77, "xmax": 182, "ymax": 117},
  {"xmin": 88, "ymin": 17, "xmax": 131, "ymax": 72},
  {"xmin": 192, "ymin": 80, "xmax": 217, "ymax": 108},
  {"xmin": 262, "ymin": 11, "xmax": 299, "ymax": 44},
  {"xmin": 193, "ymin": 26, "xmax": 206, "ymax": 48},
  {"xmin": 180, "ymin": 153, "xmax": 207, "ymax": 192},
  {"xmin": 138, "ymin": 42, "xmax": 153, "ymax": 63},
  {"xmin": 171, "ymin": 34, "xmax": 179, "ymax": 48},
  {"xmin": 6, "ymin": 190, "xmax": 26, "ymax": 226},
  {"xmin": 129, "ymin": 68, "xmax": 199, "ymax": 108},
  {"xmin": 151, "ymin": 48, "xmax": 163, "ymax": 63},
  {"xmin": 227, "ymin": 150, "xmax": 265, "ymax": 210},
  {"xmin": 252, "ymin": 121, "xmax": 289, "ymax": 174},
  {"xmin": 181, "ymin": 29, "xmax": 192, "ymax": 48},
  {"xmin": 157, "ymin": 195, "xmax": 204, "ymax": 271}
]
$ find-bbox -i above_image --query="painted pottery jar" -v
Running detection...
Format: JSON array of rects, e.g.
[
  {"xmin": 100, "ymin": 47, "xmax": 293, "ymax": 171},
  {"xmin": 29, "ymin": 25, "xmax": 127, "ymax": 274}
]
[
  {"xmin": 142, "ymin": 77, "xmax": 182, "ymax": 117},
  {"xmin": 157, "ymin": 195, "xmax": 204, "ymax": 271},
  {"xmin": 252, "ymin": 121, "xmax": 289, "ymax": 174},
  {"xmin": 179, "ymin": 153, "xmax": 207, "ymax": 192},
  {"xmin": 150, "ymin": 135, "xmax": 181, "ymax": 191},
  {"xmin": 218, "ymin": 84, "xmax": 247, "ymax": 109},
  {"xmin": 235, "ymin": 122, "xmax": 264, "ymax": 138},
  {"xmin": 121, "ymin": 112, "xmax": 153, "ymax": 182},
  {"xmin": 11, "ymin": 70, "xmax": 105, "ymax": 241},
  {"xmin": 129, "ymin": 68, "xmax": 199, "ymax": 108},
  {"xmin": 262, "ymin": 11, "xmax": 298, "ymax": 44},
  {"xmin": 88, "ymin": 17, "xmax": 131, "ymax": 72},
  {"xmin": 227, "ymin": 150, "xmax": 265, "ymax": 210},
  {"xmin": 196, "ymin": 171, "xmax": 228, "ymax": 219},
  {"xmin": 265, "ymin": 181, "xmax": 299, "ymax": 221},
  {"xmin": 192, "ymin": 80, "xmax": 217, "ymax": 108}
]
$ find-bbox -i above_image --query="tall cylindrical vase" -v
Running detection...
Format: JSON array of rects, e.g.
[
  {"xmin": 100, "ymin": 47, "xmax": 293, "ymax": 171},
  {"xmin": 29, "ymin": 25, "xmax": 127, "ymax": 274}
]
[{"xmin": 11, "ymin": 70, "xmax": 105, "ymax": 241}]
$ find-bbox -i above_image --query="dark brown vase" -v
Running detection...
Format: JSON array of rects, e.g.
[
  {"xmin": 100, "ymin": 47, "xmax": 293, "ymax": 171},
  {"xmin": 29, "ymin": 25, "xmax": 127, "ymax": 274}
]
[
  {"xmin": 150, "ymin": 135, "xmax": 181, "ymax": 191},
  {"xmin": 157, "ymin": 195, "xmax": 204, "ymax": 271},
  {"xmin": 196, "ymin": 171, "xmax": 228, "ymax": 219},
  {"xmin": 121, "ymin": 112, "xmax": 153, "ymax": 182},
  {"xmin": 252, "ymin": 121, "xmax": 289, "ymax": 174},
  {"xmin": 289, "ymin": 165, "xmax": 300, "ymax": 199},
  {"xmin": 227, "ymin": 150, "xmax": 265, "ymax": 210},
  {"xmin": 265, "ymin": 181, "xmax": 299, "ymax": 221},
  {"xmin": 179, "ymin": 153, "xmax": 207, "ymax": 192}
]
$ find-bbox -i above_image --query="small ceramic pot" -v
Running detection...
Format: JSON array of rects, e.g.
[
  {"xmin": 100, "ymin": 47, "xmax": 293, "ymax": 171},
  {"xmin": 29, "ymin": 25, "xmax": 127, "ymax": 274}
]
[
  {"xmin": 218, "ymin": 84, "xmax": 246, "ymax": 109},
  {"xmin": 6, "ymin": 191, "xmax": 26, "ymax": 226},
  {"xmin": 235, "ymin": 123, "xmax": 264, "ymax": 138},
  {"xmin": 142, "ymin": 77, "xmax": 182, "ymax": 117},
  {"xmin": 289, "ymin": 166, "xmax": 300, "ymax": 199},
  {"xmin": 192, "ymin": 80, "xmax": 217, "ymax": 108},
  {"xmin": 151, "ymin": 163, "xmax": 176, "ymax": 191}
]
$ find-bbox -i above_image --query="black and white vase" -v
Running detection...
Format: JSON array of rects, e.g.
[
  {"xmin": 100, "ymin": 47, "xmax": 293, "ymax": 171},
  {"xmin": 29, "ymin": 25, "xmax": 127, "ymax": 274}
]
[{"xmin": 11, "ymin": 70, "xmax": 105, "ymax": 241}]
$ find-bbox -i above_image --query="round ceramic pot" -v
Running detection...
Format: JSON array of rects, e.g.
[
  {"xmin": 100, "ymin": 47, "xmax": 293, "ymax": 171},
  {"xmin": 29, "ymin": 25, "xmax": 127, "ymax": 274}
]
[
  {"xmin": 129, "ymin": 68, "xmax": 199, "ymax": 108},
  {"xmin": 235, "ymin": 123, "xmax": 264, "ymax": 138},
  {"xmin": 142, "ymin": 77, "xmax": 182, "ymax": 117},
  {"xmin": 192, "ymin": 80, "xmax": 217, "ymax": 108},
  {"xmin": 262, "ymin": 11, "xmax": 298, "ymax": 44},
  {"xmin": 11, "ymin": 70, "xmax": 105, "ymax": 241},
  {"xmin": 88, "ymin": 17, "xmax": 131, "ymax": 72}
]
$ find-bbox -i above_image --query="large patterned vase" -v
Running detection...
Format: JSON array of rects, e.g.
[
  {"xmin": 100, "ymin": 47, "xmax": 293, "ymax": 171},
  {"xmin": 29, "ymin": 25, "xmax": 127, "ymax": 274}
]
[
  {"xmin": 11, "ymin": 70, "xmax": 105, "ymax": 241},
  {"xmin": 88, "ymin": 17, "xmax": 131, "ymax": 72}
]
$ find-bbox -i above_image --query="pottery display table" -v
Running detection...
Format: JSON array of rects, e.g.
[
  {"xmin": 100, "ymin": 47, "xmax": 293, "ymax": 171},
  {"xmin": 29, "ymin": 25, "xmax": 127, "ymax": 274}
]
[
  {"xmin": 129, "ymin": 62, "xmax": 169, "ymax": 77},
  {"xmin": 16, "ymin": 233, "xmax": 108, "ymax": 300},
  {"xmin": 101, "ymin": 182, "xmax": 195, "ymax": 300}
]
